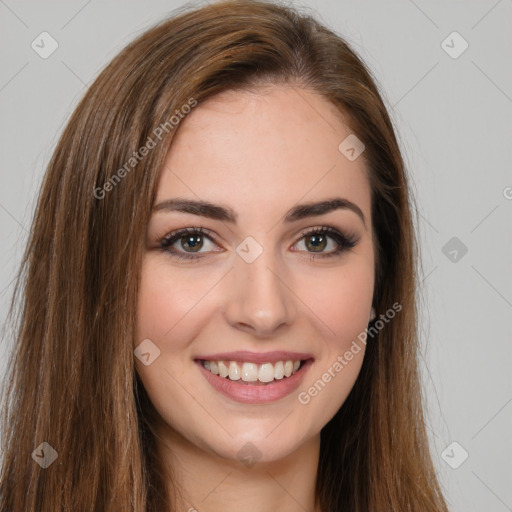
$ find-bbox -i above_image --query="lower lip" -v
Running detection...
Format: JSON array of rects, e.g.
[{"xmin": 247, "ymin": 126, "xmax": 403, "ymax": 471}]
[{"xmin": 195, "ymin": 359, "xmax": 314, "ymax": 404}]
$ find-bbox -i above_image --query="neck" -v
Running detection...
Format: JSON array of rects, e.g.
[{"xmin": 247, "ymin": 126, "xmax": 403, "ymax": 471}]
[{"xmin": 153, "ymin": 421, "xmax": 322, "ymax": 512}]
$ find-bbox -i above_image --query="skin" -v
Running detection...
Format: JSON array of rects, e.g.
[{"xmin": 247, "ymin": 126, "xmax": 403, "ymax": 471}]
[{"xmin": 135, "ymin": 84, "xmax": 375, "ymax": 512}]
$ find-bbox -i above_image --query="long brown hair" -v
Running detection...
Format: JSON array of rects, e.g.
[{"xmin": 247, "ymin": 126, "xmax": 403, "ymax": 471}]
[{"xmin": 0, "ymin": 0, "xmax": 449, "ymax": 510}]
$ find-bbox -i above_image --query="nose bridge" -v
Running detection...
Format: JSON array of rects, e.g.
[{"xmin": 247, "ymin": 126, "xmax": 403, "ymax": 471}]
[{"xmin": 223, "ymin": 242, "xmax": 295, "ymax": 335}]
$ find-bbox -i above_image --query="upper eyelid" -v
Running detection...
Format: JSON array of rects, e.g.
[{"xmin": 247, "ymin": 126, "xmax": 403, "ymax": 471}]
[
  {"xmin": 161, "ymin": 226, "xmax": 214, "ymax": 243},
  {"xmin": 161, "ymin": 227, "xmax": 209, "ymax": 245}
]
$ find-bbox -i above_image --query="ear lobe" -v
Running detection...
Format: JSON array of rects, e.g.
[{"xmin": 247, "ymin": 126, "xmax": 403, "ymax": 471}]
[{"xmin": 370, "ymin": 307, "xmax": 376, "ymax": 321}]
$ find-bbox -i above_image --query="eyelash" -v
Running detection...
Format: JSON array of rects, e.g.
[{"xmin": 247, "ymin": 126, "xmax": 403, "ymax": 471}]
[{"xmin": 159, "ymin": 225, "xmax": 358, "ymax": 262}]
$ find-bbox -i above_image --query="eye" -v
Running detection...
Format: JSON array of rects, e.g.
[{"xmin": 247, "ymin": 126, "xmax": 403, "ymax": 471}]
[
  {"xmin": 292, "ymin": 226, "xmax": 358, "ymax": 260},
  {"xmin": 160, "ymin": 228, "xmax": 216, "ymax": 259}
]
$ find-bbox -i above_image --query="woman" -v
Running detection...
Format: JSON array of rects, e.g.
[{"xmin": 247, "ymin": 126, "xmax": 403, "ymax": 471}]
[{"xmin": 0, "ymin": 0, "xmax": 450, "ymax": 510}]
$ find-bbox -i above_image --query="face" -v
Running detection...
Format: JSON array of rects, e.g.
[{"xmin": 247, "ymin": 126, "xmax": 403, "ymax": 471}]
[{"xmin": 135, "ymin": 84, "xmax": 375, "ymax": 465}]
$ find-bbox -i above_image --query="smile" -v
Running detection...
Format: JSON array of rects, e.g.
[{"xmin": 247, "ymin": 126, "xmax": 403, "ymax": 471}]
[{"xmin": 194, "ymin": 357, "xmax": 314, "ymax": 404}]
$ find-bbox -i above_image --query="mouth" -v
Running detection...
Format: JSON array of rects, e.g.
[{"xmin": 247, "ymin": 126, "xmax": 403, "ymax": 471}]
[{"xmin": 193, "ymin": 357, "xmax": 314, "ymax": 403}]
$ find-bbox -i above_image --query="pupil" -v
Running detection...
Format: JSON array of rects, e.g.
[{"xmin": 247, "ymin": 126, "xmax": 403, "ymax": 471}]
[
  {"xmin": 183, "ymin": 235, "xmax": 203, "ymax": 252},
  {"xmin": 307, "ymin": 234, "xmax": 325, "ymax": 252}
]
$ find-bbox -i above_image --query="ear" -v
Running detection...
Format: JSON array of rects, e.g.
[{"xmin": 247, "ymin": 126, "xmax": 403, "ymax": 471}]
[{"xmin": 370, "ymin": 307, "xmax": 376, "ymax": 321}]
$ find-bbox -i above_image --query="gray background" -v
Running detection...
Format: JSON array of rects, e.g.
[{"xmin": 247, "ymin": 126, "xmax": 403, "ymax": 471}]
[{"xmin": 0, "ymin": 1, "xmax": 511, "ymax": 510}]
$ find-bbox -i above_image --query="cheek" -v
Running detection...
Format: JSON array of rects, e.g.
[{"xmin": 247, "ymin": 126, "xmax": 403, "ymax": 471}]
[
  {"xmin": 135, "ymin": 257, "xmax": 211, "ymax": 346},
  {"xmin": 134, "ymin": 258, "xmax": 207, "ymax": 415},
  {"xmin": 297, "ymin": 259, "xmax": 374, "ymax": 344},
  {"xmin": 294, "ymin": 265, "xmax": 371, "ymax": 426},
  {"xmin": 292, "ymin": 255, "xmax": 373, "ymax": 415}
]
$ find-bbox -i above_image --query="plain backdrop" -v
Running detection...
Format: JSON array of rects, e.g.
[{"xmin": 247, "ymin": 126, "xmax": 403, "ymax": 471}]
[{"xmin": 0, "ymin": 1, "xmax": 511, "ymax": 511}]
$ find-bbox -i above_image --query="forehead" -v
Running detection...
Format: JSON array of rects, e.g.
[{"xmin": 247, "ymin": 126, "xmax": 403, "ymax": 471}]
[{"xmin": 156, "ymin": 85, "xmax": 371, "ymax": 224}]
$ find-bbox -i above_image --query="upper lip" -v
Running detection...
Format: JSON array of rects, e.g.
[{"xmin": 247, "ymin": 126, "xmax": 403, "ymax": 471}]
[{"xmin": 194, "ymin": 351, "xmax": 314, "ymax": 364}]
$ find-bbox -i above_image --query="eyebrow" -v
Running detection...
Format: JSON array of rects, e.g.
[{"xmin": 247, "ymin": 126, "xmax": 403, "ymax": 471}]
[{"xmin": 153, "ymin": 197, "xmax": 366, "ymax": 228}]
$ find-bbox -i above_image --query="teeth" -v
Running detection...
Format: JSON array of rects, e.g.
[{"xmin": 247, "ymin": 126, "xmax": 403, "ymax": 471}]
[
  {"xmin": 241, "ymin": 362, "xmax": 258, "ymax": 382},
  {"xmin": 218, "ymin": 361, "xmax": 229, "ymax": 378},
  {"xmin": 228, "ymin": 361, "xmax": 241, "ymax": 380},
  {"xmin": 258, "ymin": 363, "xmax": 274, "ymax": 383},
  {"xmin": 274, "ymin": 361, "xmax": 284, "ymax": 380},
  {"xmin": 202, "ymin": 359, "xmax": 303, "ymax": 383}
]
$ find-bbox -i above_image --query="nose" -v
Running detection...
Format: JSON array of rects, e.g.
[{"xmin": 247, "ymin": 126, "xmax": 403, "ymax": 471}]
[{"xmin": 222, "ymin": 248, "xmax": 296, "ymax": 337}]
